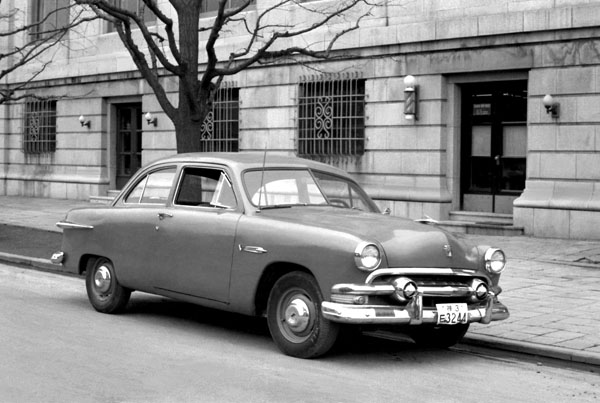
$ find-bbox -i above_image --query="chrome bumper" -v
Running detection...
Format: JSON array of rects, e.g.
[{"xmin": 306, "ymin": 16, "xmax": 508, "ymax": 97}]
[{"xmin": 321, "ymin": 293, "xmax": 509, "ymax": 325}]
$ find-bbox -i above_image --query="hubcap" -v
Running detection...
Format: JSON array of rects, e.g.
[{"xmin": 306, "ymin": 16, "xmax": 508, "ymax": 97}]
[
  {"xmin": 284, "ymin": 298, "xmax": 310, "ymax": 333},
  {"xmin": 94, "ymin": 265, "xmax": 112, "ymax": 294}
]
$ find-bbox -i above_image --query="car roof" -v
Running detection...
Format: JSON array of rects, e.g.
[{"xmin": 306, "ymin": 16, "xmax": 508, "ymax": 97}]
[{"xmin": 153, "ymin": 152, "xmax": 350, "ymax": 177}]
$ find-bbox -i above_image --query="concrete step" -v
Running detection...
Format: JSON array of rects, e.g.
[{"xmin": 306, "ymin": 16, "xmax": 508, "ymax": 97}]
[
  {"xmin": 89, "ymin": 195, "xmax": 114, "ymax": 204},
  {"xmin": 89, "ymin": 190, "xmax": 120, "ymax": 205},
  {"xmin": 423, "ymin": 211, "xmax": 523, "ymax": 236},
  {"xmin": 436, "ymin": 220, "xmax": 524, "ymax": 236},
  {"xmin": 449, "ymin": 211, "xmax": 513, "ymax": 225}
]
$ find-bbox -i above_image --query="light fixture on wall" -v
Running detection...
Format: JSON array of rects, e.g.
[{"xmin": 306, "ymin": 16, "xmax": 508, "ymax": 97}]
[
  {"xmin": 78, "ymin": 115, "xmax": 91, "ymax": 128},
  {"xmin": 145, "ymin": 111, "xmax": 157, "ymax": 126},
  {"xmin": 542, "ymin": 94, "xmax": 559, "ymax": 118},
  {"xmin": 404, "ymin": 75, "xmax": 418, "ymax": 121}
]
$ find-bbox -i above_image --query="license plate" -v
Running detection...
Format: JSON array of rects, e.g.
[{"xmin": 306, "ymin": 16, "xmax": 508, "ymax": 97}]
[{"xmin": 436, "ymin": 303, "xmax": 468, "ymax": 325}]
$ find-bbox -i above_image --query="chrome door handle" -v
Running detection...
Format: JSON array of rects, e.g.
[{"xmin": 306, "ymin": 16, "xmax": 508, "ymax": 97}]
[{"xmin": 158, "ymin": 212, "xmax": 173, "ymax": 220}]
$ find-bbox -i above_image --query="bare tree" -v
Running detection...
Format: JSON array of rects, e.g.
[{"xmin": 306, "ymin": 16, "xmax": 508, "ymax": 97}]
[
  {"xmin": 0, "ymin": 0, "xmax": 96, "ymax": 103},
  {"xmin": 74, "ymin": 0, "xmax": 380, "ymax": 153}
]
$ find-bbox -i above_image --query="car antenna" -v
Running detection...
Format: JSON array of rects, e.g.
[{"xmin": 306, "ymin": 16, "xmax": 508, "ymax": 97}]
[{"xmin": 257, "ymin": 142, "xmax": 267, "ymax": 212}]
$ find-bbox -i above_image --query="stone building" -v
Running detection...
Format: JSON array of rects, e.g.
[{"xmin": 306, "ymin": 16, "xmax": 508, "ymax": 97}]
[{"xmin": 1, "ymin": 0, "xmax": 600, "ymax": 239}]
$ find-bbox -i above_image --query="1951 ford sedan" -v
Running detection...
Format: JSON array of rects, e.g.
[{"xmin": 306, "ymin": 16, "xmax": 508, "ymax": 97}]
[{"xmin": 53, "ymin": 152, "xmax": 509, "ymax": 358}]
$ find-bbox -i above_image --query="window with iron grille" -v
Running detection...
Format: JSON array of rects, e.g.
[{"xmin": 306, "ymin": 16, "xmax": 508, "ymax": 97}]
[
  {"xmin": 106, "ymin": 0, "xmax": 157, "ymax": 32},
  {"xmin": 200, "ymin": 87, "xmax": 240, "ymax": 152},
  {"xmin": 201, "ymin": 0, "xmax": 256, "ymax": 15},
  {"xmin": 298, "ymin": 77, "xmax": 366, "ymax": 157},
  {"xmin": 23, "ymin": 99, "xmax": 57, "ymax": 154},
  {"xmin": 30, "ymin": 0, "xmax": 70, "ymax": 39}
]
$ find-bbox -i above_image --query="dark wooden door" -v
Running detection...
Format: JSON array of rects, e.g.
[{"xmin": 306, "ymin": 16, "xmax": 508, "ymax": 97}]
[
  {"xmin": 461, "ymin": 81, "xmax": 527, "ymax": 214},
  {"xmin": 116, "ymin": 103, "xmax": 142, "ymax": 189}
]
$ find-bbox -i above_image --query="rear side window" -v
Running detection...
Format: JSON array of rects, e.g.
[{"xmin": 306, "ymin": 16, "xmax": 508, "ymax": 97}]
[
  {"xmin": 124, "ymin": 168, "xmax": 176, "ymax": 204},
  {"xmin": 175, "ymin": 167, "xmax": 237, "ymax": 209}
]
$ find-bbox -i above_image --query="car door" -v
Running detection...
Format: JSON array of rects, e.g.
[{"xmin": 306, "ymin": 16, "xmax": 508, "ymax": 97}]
[
  {"xmin": 108, "ymin": 166, "xmax": 178, "ymax": 291},
  {"xmin": 152, "ymin": 165, "xmax": 241, "ymax": 303}
]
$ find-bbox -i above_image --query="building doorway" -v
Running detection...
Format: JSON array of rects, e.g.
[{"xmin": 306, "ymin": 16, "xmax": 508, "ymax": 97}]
[
  {"xmin": 460, "ymin": 81, "xmax": 527, "ymax": 214},
  {"xmin": 115, "ymin": 103, "xmax": 143, "ymax": 189}
]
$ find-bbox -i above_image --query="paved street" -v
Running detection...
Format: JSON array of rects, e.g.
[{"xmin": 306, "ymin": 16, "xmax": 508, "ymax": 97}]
[
  {"xmin": 0, "ymin": 195, "xmax": 600, "ymax": 367},
  {"xmin": 1, "ymin": 263, "xmax": 598, "ymax": 403}
]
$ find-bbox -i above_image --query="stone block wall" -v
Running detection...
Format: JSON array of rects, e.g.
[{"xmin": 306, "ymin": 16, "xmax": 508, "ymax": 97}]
[{"xmin": 514, "ymin": 42, "xmax": 600, "ymax": 239}]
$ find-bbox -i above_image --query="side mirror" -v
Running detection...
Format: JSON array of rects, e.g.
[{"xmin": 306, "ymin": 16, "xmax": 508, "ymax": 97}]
[{"xmin": 382, "ymin": 207, "xmax": 391, "ymax": 215}]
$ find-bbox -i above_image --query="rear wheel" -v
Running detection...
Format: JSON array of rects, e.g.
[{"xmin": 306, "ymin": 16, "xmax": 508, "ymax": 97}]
[
  {"xmin": 408, "ymin": 324, "xmax": 469, "ymax": 348},
  {"xmin": 85, "ymin": 257, "xmax": 131, "ymax": 314},
  {"xmin": 267, "ymin": 272, "xmax": 339, "ymax": 358}
]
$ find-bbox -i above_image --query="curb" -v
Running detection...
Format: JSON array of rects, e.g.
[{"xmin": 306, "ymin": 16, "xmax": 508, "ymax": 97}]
[
  {"xmin": 462, "ymin": 334, "xmax": 600, "ymax": 368},
  {"xmin": 0, "ymin": 252, "xmax": 65, "ymax": 273}
]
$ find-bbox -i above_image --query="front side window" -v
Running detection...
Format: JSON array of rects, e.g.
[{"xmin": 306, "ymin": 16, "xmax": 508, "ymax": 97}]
[
  {"xmin": 107, "ymin": 0, "xmax": 157, "ymax": 32},
  {"xmin": 125, "ymin": 168, "xmax": 176, "ymax": 204},
  {"xmin": 30, "ymin": 0, "xmax": 70, "ymax": 39},
  {"xmin": 298, "ymin": 78, "xmax": 366, "ymax": 157},
  {"xmin": 200, "ymin": 87, "xmax": 239, "ymax": 152},
  {"xmin": 23, "ymin": 99, "xmax": 57, "ymax": 154},
  {"xmin": 175, "ymin": 167, "xmax": 237, "ymax": 209}
]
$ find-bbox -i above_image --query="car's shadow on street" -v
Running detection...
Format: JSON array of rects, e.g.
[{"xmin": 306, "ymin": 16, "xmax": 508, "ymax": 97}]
[{"xmin": 105, "ymin": 291, "xmax": 457, "ymax": 360}]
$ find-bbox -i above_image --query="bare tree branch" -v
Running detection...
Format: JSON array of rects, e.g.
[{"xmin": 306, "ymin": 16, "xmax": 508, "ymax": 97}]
[
  {"xmin": 0, "ymin": 2, "xmax": 98, "ymax": 104},
  {"xmin": 3, "ymin": 0, "xmax": 384, "ymax": 151}
]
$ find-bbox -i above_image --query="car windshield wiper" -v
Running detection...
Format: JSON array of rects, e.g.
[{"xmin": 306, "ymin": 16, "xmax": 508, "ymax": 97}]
[{"xmin": 258, "ymin": 203, "xmax": 309, "ymax": 210}]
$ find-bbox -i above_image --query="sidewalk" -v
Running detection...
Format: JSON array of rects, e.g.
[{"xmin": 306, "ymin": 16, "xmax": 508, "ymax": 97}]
[{"xmin": 1, "ymin": 195, "xmax": 599, "ymax": 366}]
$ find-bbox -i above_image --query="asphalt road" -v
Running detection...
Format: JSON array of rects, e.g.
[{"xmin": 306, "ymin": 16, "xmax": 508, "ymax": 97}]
[{"xmin": 1, "ymin": 263, "xmax": 598, "ymax": 403}]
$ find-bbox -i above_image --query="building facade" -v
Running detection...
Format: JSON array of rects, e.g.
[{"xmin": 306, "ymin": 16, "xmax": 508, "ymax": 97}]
[{"xmin": 1, "ymin": 0, "xmax": 600, "ymax": 239}]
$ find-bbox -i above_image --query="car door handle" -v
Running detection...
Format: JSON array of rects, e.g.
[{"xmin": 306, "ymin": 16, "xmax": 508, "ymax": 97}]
[{"xmin": 158, "ymin": 212, "xmax": 173, "ymax": 220}]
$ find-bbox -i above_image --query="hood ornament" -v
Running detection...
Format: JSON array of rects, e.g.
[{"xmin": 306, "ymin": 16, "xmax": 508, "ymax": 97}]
[{"xmin": 443, "ymin": 244, "xmax": 452, "ymax": 258}]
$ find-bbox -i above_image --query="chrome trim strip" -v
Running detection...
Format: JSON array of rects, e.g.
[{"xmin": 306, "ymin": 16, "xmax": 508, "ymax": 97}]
[
  {"xmin": 56, "ymin": 221, "xmax": 94, "ymax": 230},
  {"xmin": 238, "ymin": 245, "xmax": 268, "ymax": 254},
  {"xmin": 331, "ymin": 283, "xmax": 474, "ymax": 297},
  {"xmin": 366, "ymin": 268, "xmax": 478, "ymax": 284}
]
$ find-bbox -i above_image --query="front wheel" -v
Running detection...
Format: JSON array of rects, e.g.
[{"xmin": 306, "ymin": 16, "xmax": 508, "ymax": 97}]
[
  {"xmin": 408, "ymin": 324, "xmax": 469, "ymax": 348},
  {"xmin": 267, "ymin": 272, "xmax": 339, "ymax": 358},
  {"xmin": 85, "ymin": 257, "xmax": 131, "ymax": 314}
]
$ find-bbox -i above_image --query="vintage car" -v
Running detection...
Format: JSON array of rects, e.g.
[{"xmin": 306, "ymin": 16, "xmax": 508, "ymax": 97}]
[{"xmin": 53, "ymin": 152, "xmax": 509, "ymax": 358}]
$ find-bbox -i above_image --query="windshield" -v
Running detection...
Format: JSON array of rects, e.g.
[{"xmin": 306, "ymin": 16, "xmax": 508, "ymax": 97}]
[{"xmin": 243, "ymin": 169, "xmax": 378, "ymax": 212}]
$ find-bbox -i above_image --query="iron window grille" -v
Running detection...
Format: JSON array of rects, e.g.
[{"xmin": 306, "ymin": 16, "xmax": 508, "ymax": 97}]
[
  {"xmin": 107, "ymin": 0, "xmax": 157, "ymax": 32},
  {"xmin": 30, "ymin": 0, "xmax": 70, "ymax": 40},
  {"xmin": 298, "ymin": 75, "xmax": 366, "ymax": 157},
  {"xmin": 200, "ymin": 86, "xmax": 240, "ymax": 152},
  {"xmin": 23, "ymin": 99, "xmax": 57, "ymax": 154},
  {"xmin": 200, "ymin": 0, "xmax": 256, "ymax": 15}
]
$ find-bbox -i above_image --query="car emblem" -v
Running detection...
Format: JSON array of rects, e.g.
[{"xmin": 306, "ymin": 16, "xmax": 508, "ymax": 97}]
[{"xmin": 443, "ymin": 244, "xmax": 452, "ymax": 257}]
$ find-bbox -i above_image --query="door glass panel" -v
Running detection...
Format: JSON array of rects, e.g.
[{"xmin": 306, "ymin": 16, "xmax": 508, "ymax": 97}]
[
  {"xmin": 471, "ymin": 126, "xmax": 492, "ymax": 157},
  {"xmin": 470, "ymin": 158, "xmax": 493, "ymax": 191},
  {"xmin": 500, "ymin": 159, "xmax": 525, "ymax": 192},
  {"xmin": 503, "ymin": 126, "xmax": 527, "ymax": 157}
]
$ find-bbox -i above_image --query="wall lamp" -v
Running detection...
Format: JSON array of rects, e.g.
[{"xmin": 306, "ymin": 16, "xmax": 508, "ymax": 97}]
[
  {"xmin": 542, "ymin": 94, "xmax": 559, "ymax": 118},
  {"xmin": 78, "ymin": 115, "xmax": 91, "ymax": 128},
  {"xmin": 403, "ymin": 75, "xmax": 418, "ymax": 121},
  {"xmin": 145, "ymin": 111, "xmax": 157, "ymax": 126}
]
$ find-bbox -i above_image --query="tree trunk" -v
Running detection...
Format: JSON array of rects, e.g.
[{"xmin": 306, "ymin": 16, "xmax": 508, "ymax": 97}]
[{"xmin": 174, "ymin": 117, "xmax": 204, "ymax": 154}]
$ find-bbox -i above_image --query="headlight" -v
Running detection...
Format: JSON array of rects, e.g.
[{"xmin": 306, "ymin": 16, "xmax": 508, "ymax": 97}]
[
  {"xmin": 354, "ymin": 242, "xmax": 381, "ymax": 271},
  {"xmin": 484, "ymin": 248, "xmax": 506, "ymax": 274}
]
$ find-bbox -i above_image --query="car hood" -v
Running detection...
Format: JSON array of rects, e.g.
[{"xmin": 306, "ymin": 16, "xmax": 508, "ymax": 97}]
[{"xmin": 258, "ymin": 207, "xmax": 481, "ymax": 269}]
